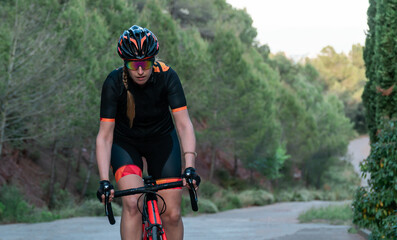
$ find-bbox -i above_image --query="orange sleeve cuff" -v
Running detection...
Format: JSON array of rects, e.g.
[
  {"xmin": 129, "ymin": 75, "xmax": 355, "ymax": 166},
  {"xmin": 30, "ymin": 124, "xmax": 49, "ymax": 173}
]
[
  {"xmin": 171, "ymin": 106, "xmax": 187, "ymax": 113},
  {"xmin": 100, "ymin": 118, "xmax": 115, "ymax": 122}
]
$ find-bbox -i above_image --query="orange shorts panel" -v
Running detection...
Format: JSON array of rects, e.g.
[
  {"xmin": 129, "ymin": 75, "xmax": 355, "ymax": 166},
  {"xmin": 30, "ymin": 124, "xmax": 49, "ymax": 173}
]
[{"xmin": 115, "ymin": 164, "xmax": 142, "ymax": 183}]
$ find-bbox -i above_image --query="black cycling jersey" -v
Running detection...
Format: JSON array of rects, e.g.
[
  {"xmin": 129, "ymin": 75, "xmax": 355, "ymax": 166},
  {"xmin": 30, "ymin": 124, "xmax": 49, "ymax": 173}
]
[{"xmin": 100, "ymin": 61, "xmax": 187, "ymax": 140}]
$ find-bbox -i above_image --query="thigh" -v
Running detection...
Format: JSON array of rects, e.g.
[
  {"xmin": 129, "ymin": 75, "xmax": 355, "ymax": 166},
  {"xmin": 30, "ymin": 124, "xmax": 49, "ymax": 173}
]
[
  {"xmin": 117, "ymin": 174, "xmax": 144, "ymax": 210},
  {"xmin": 145, "ymin": 130, "xmax": 182, "ymax": 180},
  {"xmin": 157, "ymin": 189, "xmax": 182, "ymax": 215},
  {"xmin": 111, "ymin": 142, "xmax": 144, "ymax": 182}
]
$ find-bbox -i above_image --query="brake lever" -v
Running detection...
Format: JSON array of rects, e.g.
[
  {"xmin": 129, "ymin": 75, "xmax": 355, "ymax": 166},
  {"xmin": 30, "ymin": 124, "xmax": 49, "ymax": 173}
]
[
  {"xmin": 105, "ymin": 190, "xmax": 115, "ymax": 225},
  {"xmin": 187, "ymin": 179, "xmax": 198, "ymax": 211}
]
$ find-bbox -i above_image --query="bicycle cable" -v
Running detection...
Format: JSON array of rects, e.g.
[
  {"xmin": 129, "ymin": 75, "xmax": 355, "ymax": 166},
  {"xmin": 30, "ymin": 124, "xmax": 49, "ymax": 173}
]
[{"xmin": 136, "ymin": 191, "xmax": 167, "ymax": 215}]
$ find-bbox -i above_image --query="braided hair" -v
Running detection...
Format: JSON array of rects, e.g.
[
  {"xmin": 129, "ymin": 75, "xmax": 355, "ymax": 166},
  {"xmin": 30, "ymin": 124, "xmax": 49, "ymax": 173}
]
[{"xmin": 122, "ymin": 66, "xmax": 135, "ymax": 128}]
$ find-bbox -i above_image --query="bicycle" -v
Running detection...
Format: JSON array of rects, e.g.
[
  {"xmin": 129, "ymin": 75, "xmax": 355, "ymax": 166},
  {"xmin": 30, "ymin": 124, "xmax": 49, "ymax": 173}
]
[{"xmin": 103, "ymin": 176, "xmax": 199, "ymax": 240}]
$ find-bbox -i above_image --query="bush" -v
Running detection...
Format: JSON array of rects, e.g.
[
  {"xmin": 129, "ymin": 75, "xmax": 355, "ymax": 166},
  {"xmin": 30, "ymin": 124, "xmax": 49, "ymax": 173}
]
[
  {"xmin": 51, "ymin": 185, "xmax": 76, "ymax": 210},
  {"xmin": 76, "ymin": 199, "xmax": 122, "ymax": 217},
  {"xmin": 198, "ymin": 198, "xmax": 218, "ymax": 213},
  {"xmin": 353, "ymin": 120, "xmax": 397, "ymax": 240},
  {"xmin": 215, "ymin": 169, "xmax": 249, "ymax": 190},
  {"xmin": 0, "ymin": 185, "xmax": 62, "ymax": 223},
  {"xmin": 214, "ymin": 189, "xmax": 242, "ymax": 211},
  {"xmin": 275, "ymin": 190, "xmax": 294, "ymax": 202},
  {"xmin": 292, "ymin": 189, "xmax": 313, "ymax": 201},
  {"xmin": 238, "ymin": 189, "xmax": 274, "ymax": 207},
  {"xmin": 298, "ymin": 203, "xmax": 353, "ymax": 225},
  {"xmin": 198, "ymin": 181, "xmax": 219, "ymax": 198},
  {"xmin": 0, "ymin": 185, "xmax": 34, "ymax": 223}
]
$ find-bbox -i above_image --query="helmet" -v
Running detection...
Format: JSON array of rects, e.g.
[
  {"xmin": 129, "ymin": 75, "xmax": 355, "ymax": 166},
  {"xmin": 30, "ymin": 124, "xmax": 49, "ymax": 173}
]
[{"xmin": 117, "ymin": 25, "xmax": 159, "ymax": 60}]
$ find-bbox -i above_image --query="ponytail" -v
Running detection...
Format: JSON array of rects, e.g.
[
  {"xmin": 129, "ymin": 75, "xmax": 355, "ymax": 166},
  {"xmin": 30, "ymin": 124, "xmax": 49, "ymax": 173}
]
[{"xmin": 122, "ymin": 66, "xmax": 135, "ymax": 128}]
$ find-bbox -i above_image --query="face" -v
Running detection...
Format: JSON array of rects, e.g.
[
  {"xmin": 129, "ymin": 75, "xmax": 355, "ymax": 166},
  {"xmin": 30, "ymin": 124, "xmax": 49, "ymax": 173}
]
[{"xmin": 125, "ymin": 60, "xmax": 154, "ymax": 85}]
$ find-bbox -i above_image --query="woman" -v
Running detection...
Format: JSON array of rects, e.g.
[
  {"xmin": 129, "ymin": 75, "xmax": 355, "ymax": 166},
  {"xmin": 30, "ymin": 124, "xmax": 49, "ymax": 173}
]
[{"xmin": 96, "ymin": 25, "xmax": 199, "ymax": 240}]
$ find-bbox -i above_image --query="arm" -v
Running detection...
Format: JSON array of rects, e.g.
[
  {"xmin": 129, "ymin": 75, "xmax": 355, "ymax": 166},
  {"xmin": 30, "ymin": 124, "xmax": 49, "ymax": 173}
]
[
  {"xmin": 172, "ymin": 109, "xmax": 196, "ymax": 169},
  {"xmin": 96, "ymin": 121, "xmax": 115, "ymax": 181},
  {"xmin": 96, "ymin": 121, "xmax": 116, "ymax": 203}
]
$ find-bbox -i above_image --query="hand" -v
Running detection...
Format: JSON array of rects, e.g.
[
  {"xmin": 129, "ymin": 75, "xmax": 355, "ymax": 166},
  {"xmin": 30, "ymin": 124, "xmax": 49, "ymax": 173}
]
[
  {"xmin": 96, "ymin": 180, "xmax": 115, "ymax": 204},
  {"xmin": 182, "ymin": 167, "xmax": 201, "ymax": 190}
]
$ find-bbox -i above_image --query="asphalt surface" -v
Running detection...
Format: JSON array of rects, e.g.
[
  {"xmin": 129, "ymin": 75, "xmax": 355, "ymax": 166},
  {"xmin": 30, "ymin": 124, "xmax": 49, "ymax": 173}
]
[
  {"xmin": 183, "ymin": 201, "xmax": 365, "ymax": 240},
  {"xmin": 346, "ymin": 136, "xmax": 370, "ymax": 187},
  {"xmin": 0, "ymin": 201, "xmax": 365, "ymax": 240}
]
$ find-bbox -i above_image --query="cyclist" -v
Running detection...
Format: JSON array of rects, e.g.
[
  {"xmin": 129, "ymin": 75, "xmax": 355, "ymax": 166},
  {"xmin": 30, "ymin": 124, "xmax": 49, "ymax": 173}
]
[{"xmin": 96, "ymin": 25, "xmax": 200, "ymax": 240}]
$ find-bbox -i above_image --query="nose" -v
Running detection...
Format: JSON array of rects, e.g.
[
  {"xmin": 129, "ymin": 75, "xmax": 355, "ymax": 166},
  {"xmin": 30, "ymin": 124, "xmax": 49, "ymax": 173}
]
[{"xmin": 137, "ymin": 66, "xmax": 144, "ymax": 75}]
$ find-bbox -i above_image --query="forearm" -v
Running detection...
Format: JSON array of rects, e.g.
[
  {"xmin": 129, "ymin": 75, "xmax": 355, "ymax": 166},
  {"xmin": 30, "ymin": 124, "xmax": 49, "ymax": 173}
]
[
  {"xmin": 96, "ymin": 135, "xmax": 113, "ymax": 181},
  {"xmin": 176, "ymin": 121, "xmax": 196, "ymax": 169}
]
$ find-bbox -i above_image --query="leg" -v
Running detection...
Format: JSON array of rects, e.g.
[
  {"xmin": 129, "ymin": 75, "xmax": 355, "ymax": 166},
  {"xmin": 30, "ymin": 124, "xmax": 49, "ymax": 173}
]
[
  {"xmin": 157, "ymin": 189, "xmax": 183, "ymax": 240},
  {"xmin": 110, "ymin": 143, "xmax": 144, "ymax": 240},
  {"xmin": 117, "ymin": 174, "xmax": 144, "ymax": 240},
  {"xmin": 143, "ymin": 130, "xmax": 183, "ymax": 239}
]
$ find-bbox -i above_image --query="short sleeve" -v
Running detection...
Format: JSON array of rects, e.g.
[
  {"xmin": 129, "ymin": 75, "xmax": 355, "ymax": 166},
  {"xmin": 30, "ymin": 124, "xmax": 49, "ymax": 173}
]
[
  {"xmin": 166, "ymin": 69, "xmax": 187, "ymax": 112},
  {"xmin": 100, "ymin": 72, "xmax": 120, "ymax": 120}
]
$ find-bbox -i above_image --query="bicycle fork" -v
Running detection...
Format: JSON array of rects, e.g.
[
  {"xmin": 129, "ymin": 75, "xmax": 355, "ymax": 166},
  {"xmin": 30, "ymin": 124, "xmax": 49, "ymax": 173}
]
[{"xmin": 143, "ymin": 193, "xmax": 167, "ymax": 240}]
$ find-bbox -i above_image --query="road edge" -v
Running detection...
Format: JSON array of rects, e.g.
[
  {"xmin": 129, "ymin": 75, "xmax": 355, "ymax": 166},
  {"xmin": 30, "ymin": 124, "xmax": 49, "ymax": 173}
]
[{"xmin": 355, "ymin": 226, "xmax": 371, "ymax": 240}]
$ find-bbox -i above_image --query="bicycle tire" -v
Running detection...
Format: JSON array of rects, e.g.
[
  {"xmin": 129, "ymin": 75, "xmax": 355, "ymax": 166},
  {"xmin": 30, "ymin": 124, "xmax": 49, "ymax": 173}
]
[{"xmin": 151, "ymin": 225, "xmax": 161, "ymax": 240}]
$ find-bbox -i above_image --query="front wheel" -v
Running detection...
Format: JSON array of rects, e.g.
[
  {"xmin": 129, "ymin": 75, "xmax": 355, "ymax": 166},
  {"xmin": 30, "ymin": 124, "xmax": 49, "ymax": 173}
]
[{"xmin": 151, "ymin": 225, "xmax": 161, "ymax": 240}]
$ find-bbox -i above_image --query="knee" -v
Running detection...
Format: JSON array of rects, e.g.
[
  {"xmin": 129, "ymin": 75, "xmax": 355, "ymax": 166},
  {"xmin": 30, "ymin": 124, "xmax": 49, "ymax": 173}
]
[
  {"xmin": 162, "ymin": 207, "xmax": 181, "ymax": 224},
  {"xmin": 122, "ymin": 196, "xmax": 140, "ymax": 216}
]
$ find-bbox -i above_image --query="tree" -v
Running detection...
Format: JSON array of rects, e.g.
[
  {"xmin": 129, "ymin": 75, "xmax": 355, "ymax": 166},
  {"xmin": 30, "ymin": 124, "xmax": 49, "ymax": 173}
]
[
  {"xmin": 0, "ymin": 0, "xmax": 70, "ymax": 158},
  {"xmin": 309, "ymin": 45, "xmax": 367, "ymax": 133},
  {"xmin": 269, "ymin": 53, "xmax": 354, "ymax": 186},
  {"xmin": 353, "ymin": 1, "xmax": 397, "ymax": 239}
]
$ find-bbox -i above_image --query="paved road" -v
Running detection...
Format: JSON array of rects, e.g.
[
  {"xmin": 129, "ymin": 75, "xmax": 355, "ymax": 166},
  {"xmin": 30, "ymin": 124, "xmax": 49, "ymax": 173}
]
[
  {"xmin": 346, "ymin": 136, "xmax": 370, "ymax": 186},
  {"xmin": 0, "ymin": 137, "xmax": 370, "ymax": 240},
  {"xmin": 0, "ymin": 201, "xmax": 364, "ymax": 240},
  {"xmin": 184, "ymin": 201, "xmax": 365, "ymax": 240}
]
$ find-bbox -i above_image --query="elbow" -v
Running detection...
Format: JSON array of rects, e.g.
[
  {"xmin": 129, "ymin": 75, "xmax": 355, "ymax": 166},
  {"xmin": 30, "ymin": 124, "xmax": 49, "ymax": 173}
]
[
  {"xmin": 176, "ymin": 121, "xmax": 194, "ymax": 136},
  {"xmin": 96, "ymin": 133, "xmax": 113, "ymax": 148}
]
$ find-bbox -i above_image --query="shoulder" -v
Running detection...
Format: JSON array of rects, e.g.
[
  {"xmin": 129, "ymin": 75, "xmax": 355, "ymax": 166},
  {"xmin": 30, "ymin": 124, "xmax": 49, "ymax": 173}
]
[
  {"xmin": 153, "ymin": 61, "xmax": 179, "ymax": 77},
  {"xmin": 103, "ymin": 67, "xmax": 123, "ymax": 87},
  {"xmin": 152, "ymin": 61, "xmax": 179, "ymax": 83},
  {"xmin": 106, "ymin": 67, "xmax": 123, "ymax": 81},
  {"xmin": 153, "ymin": 61, "xmax": 171, "ymax": 73},
  {"xmin": 102, "ymin": 67, "xmax": 124, "ymax": 97}
]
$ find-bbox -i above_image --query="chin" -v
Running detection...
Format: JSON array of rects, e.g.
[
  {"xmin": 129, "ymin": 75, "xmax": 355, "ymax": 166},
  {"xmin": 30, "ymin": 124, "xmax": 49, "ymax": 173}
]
[{"xmin": 134, "ymin": 79, "xmax": 148, "ymax": 85}]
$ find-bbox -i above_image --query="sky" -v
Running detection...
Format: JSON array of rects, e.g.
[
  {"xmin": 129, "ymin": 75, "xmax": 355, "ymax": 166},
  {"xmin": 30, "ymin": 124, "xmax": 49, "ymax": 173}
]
[{"xmin": 226, "ymin": 0, "xmax": 369, "ymax": 58}]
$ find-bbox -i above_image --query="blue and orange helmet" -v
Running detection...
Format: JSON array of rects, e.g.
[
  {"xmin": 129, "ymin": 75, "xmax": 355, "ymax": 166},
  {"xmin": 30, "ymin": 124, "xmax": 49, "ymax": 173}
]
[{"xmin": 117, "ymin": 25, "xmax": 159, "ymax": 61}]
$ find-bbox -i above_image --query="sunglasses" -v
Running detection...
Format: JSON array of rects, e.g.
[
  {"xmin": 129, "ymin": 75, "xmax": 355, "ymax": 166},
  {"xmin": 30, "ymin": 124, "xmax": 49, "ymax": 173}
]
[{"xmin": 125, "ymin": 60, "xmax": 154, "ymax": 71}]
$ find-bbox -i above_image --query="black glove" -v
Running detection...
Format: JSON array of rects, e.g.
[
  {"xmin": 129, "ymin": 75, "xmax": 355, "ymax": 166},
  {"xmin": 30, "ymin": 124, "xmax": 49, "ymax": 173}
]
[
  {"xmin": 96, "ymin": 180, "xmax": 114, "ymax": 203},
  {"xmin": 182, "ymin": 167, "xmax": 201, "ymax": 187}
]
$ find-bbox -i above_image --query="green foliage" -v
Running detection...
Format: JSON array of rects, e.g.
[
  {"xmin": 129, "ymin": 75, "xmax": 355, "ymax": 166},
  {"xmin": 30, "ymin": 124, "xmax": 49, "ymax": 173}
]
[
  {"xmin": 215, "ymin": 169, "xmax": 249, "ymax": 190},
  {"xmin": 182, "ymin": 195, "xmax": 218, "ymax": 215},
  {"xmin": 309, "ymin": 45, "xmax": 367, "ymax": 133},
  {"xmin": 77, "ymin": 199, "xmax": 122, "ymax": 217},
  {"xmin": 237, "ymin": 189, "xmax": 274, "ymax": 207},
  {"xmin": 321, "ymin": 159, "xmax": 361, "ymax": 200},
  {"xmin": 198, "ymin": 181, "xmax": 220, "ymax": 199},
  {"xmin": 197, "ymin": 198, "xmax": 219, "ymax": 214},
  {"xmin": 0, "ymin": 184, "xmax": 123, "ymax": 223},
  {"xmin": 0, "ymin": 185, "xmax": 34, "ymax": 223},
  {"xmin": 214, "ymin": 190, "xmax": 242, "ymax": 211},
  {"xmin": 299, "ymin": 203, "xmax": 353, "ymax": 225},
  {"xmin": 0, "ymin": 185, "xmax": 61, "ymax": 223},
  {"xmin": 352, "ymin": 1, "xmax": 397, "ymax": 239},
  {"xmin": 353, "ymin": 121, "xmax": 397, "ymax": 239},
  {"xmin": 268, "ymin": 53, "xmax": 354, "ymax": 187},
  {"xmin": 0, "ymin": 0, "xmax": 358, "ymax": 212},
  {"xmin": 275, "ymin": 186, "xmax": 356, "ymax": 202}
]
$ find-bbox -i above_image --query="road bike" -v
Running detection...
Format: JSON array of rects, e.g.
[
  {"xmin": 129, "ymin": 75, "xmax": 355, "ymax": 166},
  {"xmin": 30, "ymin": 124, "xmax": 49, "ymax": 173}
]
[{"xmin": 103, "ymin": 176, "xmax": 198, "ymax": 240}]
